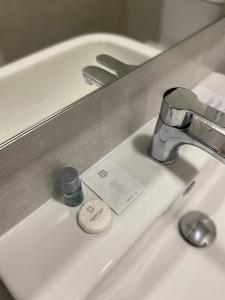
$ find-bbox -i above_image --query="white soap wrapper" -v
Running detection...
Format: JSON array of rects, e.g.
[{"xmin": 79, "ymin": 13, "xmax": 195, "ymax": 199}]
[
  {"xmin": 193, "ymin": 85, "xmax": 225, "ymax": 112},
  {"xmin": 81, "ymin": 159, "xmax": 144, "ymax": 215}
]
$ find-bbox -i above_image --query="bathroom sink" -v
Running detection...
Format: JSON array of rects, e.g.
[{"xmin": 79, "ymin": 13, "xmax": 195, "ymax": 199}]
[
  {"xmin": 87, "ymin": 158, "xmax": 225, "ymax": 300},
  {"xmin": 0, "ymin": 117, "xmax": 212, "ymax": 300},
  {"xmin": 0, "ymin": 33, "xmax": 160, "ymax": 147},
  {"xmin": 0, "ymin": 72, "xmax": 225, "ymax": 300}
]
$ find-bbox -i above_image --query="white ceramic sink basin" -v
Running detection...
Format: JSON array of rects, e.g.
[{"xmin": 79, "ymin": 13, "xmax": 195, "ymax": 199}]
[
  {"xmin": 0, "ymin": 33, "xmax": 159, "ymax": 147},
  {"xmin": 87, "ymin": 158, "xmax": 225, "ymax": 300},
  {"xmin": 0, "ymin": 72, "xmax": 225, "ymax": 300},
  {"xmin": 0, "ymin": 119, "xmax": 211, "ymax": 300}
]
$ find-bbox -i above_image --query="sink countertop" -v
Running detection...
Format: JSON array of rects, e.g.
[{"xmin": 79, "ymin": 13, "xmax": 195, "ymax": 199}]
[
  {"xmin": 0, "ymin": 117, "xmax": 210, "ymax": 300},
  {"xmin": 1, "ymin": 72, "xmax": 225, "ymax": 299}
]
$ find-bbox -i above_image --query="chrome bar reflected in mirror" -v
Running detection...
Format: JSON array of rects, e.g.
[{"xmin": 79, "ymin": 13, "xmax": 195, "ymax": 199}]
[
  {"xmin": 83, "ymin": 65, "xmax": 117, "ymax": 87},
  {"xmin": 96, "ymin": 54, "xmax": 136, "ymax": 77},
  {"xmin": 83, "ymin": 54, "xmax": 137, "ymax": 87}
]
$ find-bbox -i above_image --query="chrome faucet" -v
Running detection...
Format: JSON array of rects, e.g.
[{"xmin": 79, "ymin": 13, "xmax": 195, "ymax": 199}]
[{"xmin": 151, "ymin": 87, "xmax": 225, "ymax": 164}]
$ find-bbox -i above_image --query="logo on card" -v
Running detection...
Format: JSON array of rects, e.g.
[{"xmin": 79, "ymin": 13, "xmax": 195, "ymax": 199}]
[{"xmin": 97, "ymin": 169, "xmax": 108, "ymax": 178}]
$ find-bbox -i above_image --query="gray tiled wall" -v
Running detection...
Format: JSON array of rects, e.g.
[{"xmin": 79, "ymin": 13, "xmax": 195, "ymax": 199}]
[{"xmin": 0, "ymin": 17, "xmax": 224, "ymax": 237}]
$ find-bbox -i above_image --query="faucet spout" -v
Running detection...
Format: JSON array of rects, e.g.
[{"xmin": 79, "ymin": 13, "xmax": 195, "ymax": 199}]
[{"xmin": 151, "ymin": 88, "xmax": 225, "ymax": 164}]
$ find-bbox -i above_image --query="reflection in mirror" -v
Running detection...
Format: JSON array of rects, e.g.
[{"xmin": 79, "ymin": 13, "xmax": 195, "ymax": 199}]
[{"xmin": 0, "ymin": 0, "xmax": 225, "ymax": 147}]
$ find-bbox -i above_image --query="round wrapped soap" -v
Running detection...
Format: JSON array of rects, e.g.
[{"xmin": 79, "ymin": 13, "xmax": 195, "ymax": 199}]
[{"xmin": 78, "ymin": 199, "xmax": 113, "ymax": 234}]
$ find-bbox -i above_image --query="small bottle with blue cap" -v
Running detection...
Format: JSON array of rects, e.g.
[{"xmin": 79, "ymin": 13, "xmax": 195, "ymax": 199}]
[{"xmin": 58, "ymin": 167, "xmax": 84, "ymax": 207}]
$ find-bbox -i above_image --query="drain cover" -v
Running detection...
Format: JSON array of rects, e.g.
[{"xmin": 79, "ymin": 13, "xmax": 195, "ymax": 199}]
[{"xmin": 179, "ymin": 211, "xmax": 216, "ymax": 247}]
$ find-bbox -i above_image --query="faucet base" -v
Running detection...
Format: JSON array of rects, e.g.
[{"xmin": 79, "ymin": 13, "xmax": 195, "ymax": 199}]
[{"xmin": 150, "ymin": 153, "xmax": 178, "ymax": 165}]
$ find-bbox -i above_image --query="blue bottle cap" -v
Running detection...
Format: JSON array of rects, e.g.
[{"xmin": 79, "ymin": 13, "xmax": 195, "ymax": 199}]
[{"xmin": 58, "ymin": 167, "xmax": 81, "ymax": 193}]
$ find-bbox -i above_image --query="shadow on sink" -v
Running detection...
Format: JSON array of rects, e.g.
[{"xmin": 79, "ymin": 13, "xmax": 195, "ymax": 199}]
[
  {"xmin": 85, "ymin": 210, "xmax": 186, "ymax": 300},
  {"xmin": 0, "ymin": 279, "xmax": 14, "ymax": 300},
  {"xmin": 132, "ymin": 134, "xmax": 198, "ymax": 184}
]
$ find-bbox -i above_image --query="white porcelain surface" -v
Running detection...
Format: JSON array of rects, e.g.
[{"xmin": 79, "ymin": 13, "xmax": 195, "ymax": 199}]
[
  {"xmin": 0, "ymin": 117, "xmax": 210, "ymax": 300},
  {"xmin": 87, "ymin": 158, "xmax": 225, "ymax": 300},
  {"xmin": 0, "ymin": 72, "xmax": 225, "ymax": 299},
  {"xmin": 0, "ymin": 33, "xmax": 159, "ymax": 146}
]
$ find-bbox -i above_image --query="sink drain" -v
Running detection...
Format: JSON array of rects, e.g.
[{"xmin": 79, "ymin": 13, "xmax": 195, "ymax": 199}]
[{"xmin": 179, "ymin": 211, "xmax": 216, "ymax": 247}]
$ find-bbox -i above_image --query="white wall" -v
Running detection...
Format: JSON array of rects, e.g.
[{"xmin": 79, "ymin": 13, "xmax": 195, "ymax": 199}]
[
  {"xmin": 0, "ymin": 0, "xmax": 125, "ymax": 64},
  {"xmin": 124, "ymin": 0, "xmax": 225, "ymax": 47},
  {"xmin": 0, "ymin": 0, "xmax": 224, "ymax": 65},
  {"xmin": 159, "ymin": 0, "xmax": 225, "ymax": 47},
  {"xmin": 0, "ymin": 51, "xmax": 4, "ymax": 66},
  {"xmin": 124, "ymin": 0, "xmax": 164, "ymax": 42}
]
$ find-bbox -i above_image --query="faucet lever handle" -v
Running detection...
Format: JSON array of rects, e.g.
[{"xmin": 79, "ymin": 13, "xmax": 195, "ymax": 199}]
[
  {"xmin": 96, "ymin": 54, "xmax": 136, "ymax": 77},
  {"xmin": 160, "ymin": 87, "xmax": 225, "ymax": 129},
  {"xmin": 82, "ymin": 66, "xmax": 117, "ymax": 87}
]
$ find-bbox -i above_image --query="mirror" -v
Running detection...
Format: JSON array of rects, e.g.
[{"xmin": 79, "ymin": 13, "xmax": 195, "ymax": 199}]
[{"xmin": 0, "ymin": 0, "xmax": 225, "ymax": 147}]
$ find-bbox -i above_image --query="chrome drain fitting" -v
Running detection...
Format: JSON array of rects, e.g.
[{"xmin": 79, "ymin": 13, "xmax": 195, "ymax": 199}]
[{"xmin": 179, "ymin": 211, "xmax": 216, "ymax": 247}]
